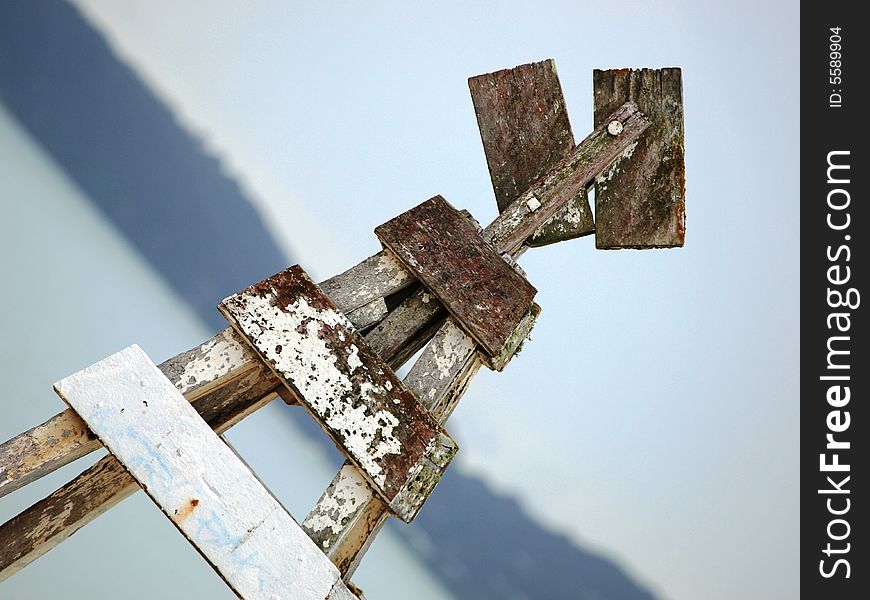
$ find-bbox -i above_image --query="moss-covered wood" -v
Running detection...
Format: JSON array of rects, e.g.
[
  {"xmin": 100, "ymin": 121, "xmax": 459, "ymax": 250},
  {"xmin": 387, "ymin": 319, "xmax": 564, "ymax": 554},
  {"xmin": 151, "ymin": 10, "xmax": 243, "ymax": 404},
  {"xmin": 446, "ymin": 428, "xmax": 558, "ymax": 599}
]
[{"xmin": 593, "ymin": 68, "xmax": 686, "ymax": 248}]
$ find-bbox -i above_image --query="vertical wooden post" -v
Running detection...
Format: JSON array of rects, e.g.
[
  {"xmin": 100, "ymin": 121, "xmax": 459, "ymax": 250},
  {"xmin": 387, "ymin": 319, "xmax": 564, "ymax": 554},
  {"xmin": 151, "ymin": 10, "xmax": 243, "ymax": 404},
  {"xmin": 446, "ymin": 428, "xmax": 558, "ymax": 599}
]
[{"xmin": 593, "ymin": 68, "xmax": 685, "ymax": 248}]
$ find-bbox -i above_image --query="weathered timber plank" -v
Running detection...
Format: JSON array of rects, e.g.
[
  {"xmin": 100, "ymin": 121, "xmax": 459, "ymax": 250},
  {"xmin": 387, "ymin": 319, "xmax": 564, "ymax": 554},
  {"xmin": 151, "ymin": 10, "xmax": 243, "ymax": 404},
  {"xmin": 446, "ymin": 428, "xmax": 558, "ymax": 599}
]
[
  {"xmin": 0, "ymin": 369, "xmax": 279, "ymax": 583},
  {"xmin": 0, "ymin": 284, "xmax": 444, "ymax": 580},
  {"xmin": 469, "ymin": 59, "xmax": 594, "ymax": 246},
  {"xmin": 346, "ymin": 297, "xmax": 388, "ymax": 331},
  {"xmin": 375, "ymin": 195, "xmax": 537, "ymax": 357},
  {"xmin": 0, "ymin": 451, "xmax": 136, "ymax": 582},
  {"xmin": 484, "ymin": 101, "xmax": 650, "ymax": 255},
  {"xmin": 0, "ymin": 329, "xmax": 269, "ymax": 500},
  {"xmin": 54, "ymin": 345, "xmax": 348, "ymax": 600},
  {"xmin": 478, "ymin": 302, "xmax": 539, "ymax": 373},
  {"xmin": 366, "ymin": 287, "xmax": 446, "ymax": 368},
  {"xmin": 1, "ymin": 104, "xmax": 647, "ymax": 500},
  {"xmin": 593, "ymin": 68, "xmax": 685, "ymax": 248},
  {"xmin": 305, "ymin": 320, "xmax": 482, "ymax": 576},
  {"xmin": 319, "ymin": 250, "xmax": 415, "ymax": 314},
  {"xmin": 302, "ymin": 108, "xmax": 650, "ymax": 574},
  {"xmin": 219, "ymin": 266, "xmax": 457, "ymax": 522},
  {"xmin": 2, "ymin": 101, "xmax": 652, "ymax": 578}
]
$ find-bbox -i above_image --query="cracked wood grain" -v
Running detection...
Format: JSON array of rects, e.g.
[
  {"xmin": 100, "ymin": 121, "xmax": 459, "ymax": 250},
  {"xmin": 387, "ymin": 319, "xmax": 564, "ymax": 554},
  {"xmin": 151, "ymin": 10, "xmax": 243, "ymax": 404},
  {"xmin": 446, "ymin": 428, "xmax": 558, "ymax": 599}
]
[
  {"xmin": 469, "ymin": 59, "xmax": 594, "ymax": 246},
  {"xmin": 53, "ymin": 345, "xmax": 351, "ymax": 600},
  {"xmin": 219, "ymin": 266, "xmax": 457, "ymax": 522},
  {"xmin": 593, "ymin": 68, "xmax": 685, "ymax": 248}
]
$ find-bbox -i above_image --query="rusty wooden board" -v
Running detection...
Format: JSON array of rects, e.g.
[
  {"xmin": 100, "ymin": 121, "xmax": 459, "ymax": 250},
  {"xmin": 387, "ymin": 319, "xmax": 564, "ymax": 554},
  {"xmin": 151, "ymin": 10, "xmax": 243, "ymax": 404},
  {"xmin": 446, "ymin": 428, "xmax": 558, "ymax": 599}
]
[
  {"xmin": 469, "ymin": 59, "xmax": 594, "ymax": 246},
  {"xmin": 593, "ymin": 68, "xmax": 685, "ymax": 248},
  {"xmin": 219, "ymin": 265, "xmax": 457, "ymax": 522},
  {"xmin": 53, "ymin": 345, "xmax": 352, "ymax": 600},
  {"xmin": 375, "ymin": 195, "xmax": 537, "ymax": 357}
]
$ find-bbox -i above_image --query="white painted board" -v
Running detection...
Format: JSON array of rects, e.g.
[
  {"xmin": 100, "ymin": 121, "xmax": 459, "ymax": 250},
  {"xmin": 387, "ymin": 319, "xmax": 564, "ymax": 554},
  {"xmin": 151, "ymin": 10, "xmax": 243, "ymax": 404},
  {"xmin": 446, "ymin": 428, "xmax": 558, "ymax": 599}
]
[{"xmin": 54, "ymin": 345, "xmax": 351, "ymax": 600}]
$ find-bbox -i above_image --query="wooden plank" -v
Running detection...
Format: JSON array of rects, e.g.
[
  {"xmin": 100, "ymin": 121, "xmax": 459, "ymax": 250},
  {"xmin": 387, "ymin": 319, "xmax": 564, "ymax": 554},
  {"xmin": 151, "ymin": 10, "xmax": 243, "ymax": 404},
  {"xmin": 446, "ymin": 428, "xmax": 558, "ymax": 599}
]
[
  {"xmin": 53, "ymin": 345, "xmax": 349, "ymax": 600},
  {"xmin": 593, "ymin": 68, "xmax": 685, "ymax": 248},
  {"xmin": 469, "ymin": 59, "xmax": 594, "ymax": 246},
  {"xmin": 319, "ymin": 250, "xmax": 415, "ymax": 314},
  {"xmin": 305, "ymin": 320, "xmax": 482, "ymax": 576},
  {"xmin": 0, "ymin": 369, "xmax": 279, "ymax": 583},
  {"xmin": 366, "ymin": 287, "xmax": 445, "ymax": 368},
  {"xmin": 219, "ymin": 266, "xmax": 457, "ymax": 522},
  {"xmin": 375, "ymin": 195, "xmax": 537, "ymax": 357},
  {"xmin": 345, "ymin": 297, "xmax": 388, "ymax": 331},
  {"xmin": 484, "ymin": 101, "xmax": 651, "ymax": 255},
  {"xmin": 0, "ymin": 285, "xmax": 442, "ymax": 580},
  {"xmin": 0, "ymin": 329, "xmax": 270, "ymax": 500}
]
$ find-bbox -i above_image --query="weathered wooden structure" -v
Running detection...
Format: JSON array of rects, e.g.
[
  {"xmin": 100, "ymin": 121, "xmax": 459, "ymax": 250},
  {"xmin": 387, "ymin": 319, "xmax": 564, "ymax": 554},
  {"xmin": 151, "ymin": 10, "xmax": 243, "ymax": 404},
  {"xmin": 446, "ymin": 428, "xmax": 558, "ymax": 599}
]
[{"xmin": 0, "ymin": 60, "xmax": 684, "ymax": 598}]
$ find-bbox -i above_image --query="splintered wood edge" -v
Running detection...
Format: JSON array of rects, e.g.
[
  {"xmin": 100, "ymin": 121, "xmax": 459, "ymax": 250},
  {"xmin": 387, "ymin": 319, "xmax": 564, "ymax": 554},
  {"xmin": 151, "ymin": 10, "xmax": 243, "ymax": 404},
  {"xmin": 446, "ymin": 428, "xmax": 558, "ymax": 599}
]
[
  {"xmin": 53, "ymin": 345, "xmax": 346, "ymax": 600},
  {"xmin": 219, "ymin": 265, "xmax": 457, "ymax": 522}
]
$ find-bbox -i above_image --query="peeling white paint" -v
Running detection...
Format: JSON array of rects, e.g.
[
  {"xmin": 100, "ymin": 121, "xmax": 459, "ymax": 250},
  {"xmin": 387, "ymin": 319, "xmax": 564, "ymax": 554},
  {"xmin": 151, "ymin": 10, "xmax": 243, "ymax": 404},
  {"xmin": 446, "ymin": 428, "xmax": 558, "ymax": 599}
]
[
  {"xmin": 595, "ymin": 141, "xmax": 638, "ymax": 185},
  {"xmin": 433, "ymin": 322, "xmax": 475, "ymax": 380},
  {"xmin": 175, "ymin": 330, "xmax": 253, "ymax": 395},
  {"xmin": 226, "ymin": 292, "xmax": 402, "ymax": 488}
]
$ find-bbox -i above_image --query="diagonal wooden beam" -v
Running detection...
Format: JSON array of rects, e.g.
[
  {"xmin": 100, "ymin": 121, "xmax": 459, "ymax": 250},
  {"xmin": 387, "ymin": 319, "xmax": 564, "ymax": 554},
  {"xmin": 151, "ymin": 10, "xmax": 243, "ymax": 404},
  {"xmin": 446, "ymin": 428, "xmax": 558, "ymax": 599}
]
[
  {"xmin": 54, "ymin": 345, "xmax": 356, "ymax": 600},
  {"xmin": 0, "ymin": 262, "xmax": 409, "ymax": 501},
  {"xmin": 0, "ymin": 101, "xmax": 649, "ymax": 581},
  {"xmin": 0, "ymin": 298, "xmax": 441, "ymax": 582},
  {"xmin": 220, "ymin": 266, "xmax": 458, "ymax": 522},
  {"xmin": 469, "ymin": 59, "xmax": 595, "ymax": 247},
  {"xmin": 593, "ymin": 68, "xmax": 685, "ymax": 248}
]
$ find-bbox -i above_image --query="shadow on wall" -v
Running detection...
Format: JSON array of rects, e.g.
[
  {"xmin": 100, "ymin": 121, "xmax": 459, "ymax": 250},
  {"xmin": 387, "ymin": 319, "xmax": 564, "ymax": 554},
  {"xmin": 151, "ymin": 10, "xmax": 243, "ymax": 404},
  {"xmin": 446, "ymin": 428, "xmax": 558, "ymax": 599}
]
[{"xmin": 0, "ymin": 2, "xmax": 660, "ymax": 599}]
